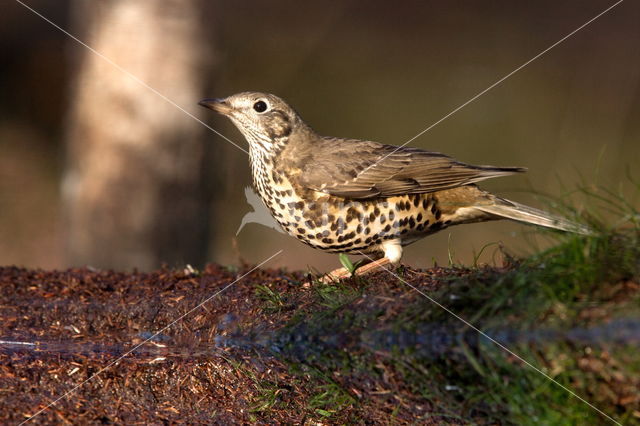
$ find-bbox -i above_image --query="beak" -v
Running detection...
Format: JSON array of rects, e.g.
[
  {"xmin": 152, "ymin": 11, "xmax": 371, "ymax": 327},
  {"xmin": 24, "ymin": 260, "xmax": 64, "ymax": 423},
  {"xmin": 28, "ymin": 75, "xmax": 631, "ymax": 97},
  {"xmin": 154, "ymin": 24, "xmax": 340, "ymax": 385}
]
[{"xmin": 198, "ymin": 98, "xmax": 233, "ymax": 115}]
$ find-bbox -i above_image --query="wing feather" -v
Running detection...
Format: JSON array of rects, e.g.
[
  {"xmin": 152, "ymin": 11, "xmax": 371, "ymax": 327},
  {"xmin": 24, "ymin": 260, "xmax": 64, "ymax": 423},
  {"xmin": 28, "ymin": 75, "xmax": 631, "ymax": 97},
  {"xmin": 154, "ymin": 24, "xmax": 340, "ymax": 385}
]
[{"xmin": 294, "ymin": 137, "xmax": 525, "ymax": 199}]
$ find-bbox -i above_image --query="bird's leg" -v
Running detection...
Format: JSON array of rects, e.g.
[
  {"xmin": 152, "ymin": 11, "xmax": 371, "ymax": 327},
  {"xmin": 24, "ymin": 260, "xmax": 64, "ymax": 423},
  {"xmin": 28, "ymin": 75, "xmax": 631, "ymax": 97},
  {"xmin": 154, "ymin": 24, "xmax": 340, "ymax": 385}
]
[
  {"xmin": 352, "ymin": 240, "xmax": 402, "ymax": 276},
  {"xmin": 350, "ymin": 257, "xmax": 391, "ymax": 275},
  {"xmin": 320, "ymin": 267, "xmax": 351, "ymax": 283},
  {"xmin": 321, "ymin": 240, "xmax": 403, "ymax": 283},
  {"xmin": 321, "ymin": 256, "xmax": 382, "ymax": 283}
]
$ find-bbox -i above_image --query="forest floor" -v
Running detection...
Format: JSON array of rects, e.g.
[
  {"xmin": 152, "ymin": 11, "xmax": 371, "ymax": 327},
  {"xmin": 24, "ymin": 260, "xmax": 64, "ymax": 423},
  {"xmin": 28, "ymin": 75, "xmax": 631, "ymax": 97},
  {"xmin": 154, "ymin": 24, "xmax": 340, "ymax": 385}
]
[{"xmin": 1, "ymin": 225, "xmax": 639, "ymax": 424}]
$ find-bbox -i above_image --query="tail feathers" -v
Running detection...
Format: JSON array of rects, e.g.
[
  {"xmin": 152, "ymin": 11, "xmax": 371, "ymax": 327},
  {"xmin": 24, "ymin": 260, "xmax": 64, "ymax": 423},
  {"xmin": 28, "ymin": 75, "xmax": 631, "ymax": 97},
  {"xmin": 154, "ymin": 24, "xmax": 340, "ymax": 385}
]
[{"xmin": 475, "ymin": 198, "xmax": 593, "ymax": 235}]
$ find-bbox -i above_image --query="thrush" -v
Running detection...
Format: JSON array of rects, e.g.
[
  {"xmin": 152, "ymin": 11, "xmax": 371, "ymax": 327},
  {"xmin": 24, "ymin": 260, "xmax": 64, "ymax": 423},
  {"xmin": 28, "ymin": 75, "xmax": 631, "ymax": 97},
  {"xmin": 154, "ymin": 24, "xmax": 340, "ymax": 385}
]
[{"xmin": 199, "ymin": 92, "xmax": 589, "ymax": 280}]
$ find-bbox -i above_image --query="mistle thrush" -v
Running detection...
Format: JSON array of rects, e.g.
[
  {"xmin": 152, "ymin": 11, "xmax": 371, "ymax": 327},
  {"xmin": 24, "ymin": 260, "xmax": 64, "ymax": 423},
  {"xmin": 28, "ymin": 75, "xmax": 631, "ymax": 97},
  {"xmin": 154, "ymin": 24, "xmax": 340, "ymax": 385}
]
[{"xmin": 199, "ymin": 92, "xmax": 589, "ymax": 279}]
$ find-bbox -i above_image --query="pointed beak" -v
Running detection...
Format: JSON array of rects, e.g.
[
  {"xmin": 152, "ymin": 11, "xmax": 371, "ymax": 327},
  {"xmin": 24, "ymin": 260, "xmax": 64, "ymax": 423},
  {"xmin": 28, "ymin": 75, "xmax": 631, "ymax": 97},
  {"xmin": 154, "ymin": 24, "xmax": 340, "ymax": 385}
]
[{"xmin": 198, "ymin": 98, "xmax": 233, "ymax": 115}]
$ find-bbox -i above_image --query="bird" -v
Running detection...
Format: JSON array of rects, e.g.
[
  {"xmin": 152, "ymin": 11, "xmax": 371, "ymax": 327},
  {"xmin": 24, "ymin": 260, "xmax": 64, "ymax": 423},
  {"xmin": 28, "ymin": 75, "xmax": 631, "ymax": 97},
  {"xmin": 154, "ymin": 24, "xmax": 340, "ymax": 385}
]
[{"xmin": 199, "ymin": 92, "xmax": 590, "ymax": 280}]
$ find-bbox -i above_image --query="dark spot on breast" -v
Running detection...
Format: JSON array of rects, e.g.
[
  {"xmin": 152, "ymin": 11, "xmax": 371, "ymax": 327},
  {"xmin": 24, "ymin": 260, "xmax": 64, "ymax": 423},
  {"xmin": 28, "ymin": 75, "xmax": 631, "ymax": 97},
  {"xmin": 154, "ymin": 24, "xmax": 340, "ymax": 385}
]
[
  {"xmin": 297, "ymin": 227, "xmax": 305, "ymax": 233},
  {"xmin": 364, "ymin": 227, "xmax": 371, "ymax": 235},
  {"xmin": 431, "ymin": 204, "xmax": 438, "ymax": 214},
  {"xmin": 444, "ymin": 219, "xmax": 452, "ymax": 225},
  {"xmin": 369, "ymin": 212, "xmax": 376, "ymax": 222},
  {"xmin": 322, "ymin": 237, "xmax": 333, "ymax": 244},
  {"xmin": 271, "ymin": 171, "xmax": 283, "ymax": 185},
  {"xmin": 409, "ymin": 217, "xmax": 416, "ymax": 228},
  {"xmin": 413, "ymin": 196, "xmax": 420, "ymax": 207},
  {"xmin": 416, "ymin": 213, "xmax": 423, "ymax": 222},
  {"xmin": 305, "ymin": 220, "xmax": 315, "ymax": 229},
  {"xmin": 307, "ymin": 234, "xmax": 315, "ymax": 239},
  {"xmin": 356, "ymin": 224, "xmax": 363, "ymax": 233},
  {"xmin": 435, "ymin": 210, "xmax": 442, "ymax": 220},
  {"xmin": 388, "ymin": 210, "xmax": 395, "ymax": 220},
  {"xmin": 322, "ymin": 230, "xmax": 330, "ymax": 237},
  {"xmin": 380, "ymin": 214, "xmax": 386, "ymax": 224},
  {"xmin": 384, "ymin": 224, "xmax": 391, "ymax": 232}
]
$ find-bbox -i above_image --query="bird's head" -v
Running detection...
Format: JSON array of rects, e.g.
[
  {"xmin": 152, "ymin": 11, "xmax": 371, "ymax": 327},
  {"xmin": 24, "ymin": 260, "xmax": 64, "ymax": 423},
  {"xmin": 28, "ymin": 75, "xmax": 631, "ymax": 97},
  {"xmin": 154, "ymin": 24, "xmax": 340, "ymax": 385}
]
[{"xmin": 199, "ymin": 92, "xmax": 303, "ymax": 156}]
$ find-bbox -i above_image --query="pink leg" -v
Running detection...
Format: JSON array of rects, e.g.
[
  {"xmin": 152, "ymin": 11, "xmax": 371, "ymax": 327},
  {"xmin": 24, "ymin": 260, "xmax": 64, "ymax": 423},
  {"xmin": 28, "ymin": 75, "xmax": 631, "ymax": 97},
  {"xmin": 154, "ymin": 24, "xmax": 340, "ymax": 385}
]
[
  {"xmin": 320, "ymin": 257, "xmax": 392, "ymax": 283},
  {"xmin": 353, "ymin": 257, "xmax": 391, "ymax": 274}
]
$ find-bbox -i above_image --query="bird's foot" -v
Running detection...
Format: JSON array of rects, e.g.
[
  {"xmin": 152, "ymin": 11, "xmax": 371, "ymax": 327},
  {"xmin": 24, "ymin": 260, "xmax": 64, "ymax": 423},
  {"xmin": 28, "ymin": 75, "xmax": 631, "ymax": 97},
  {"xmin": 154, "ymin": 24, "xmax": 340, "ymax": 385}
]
[
  {"xmin": 320, "ymin": 257, "xmax": 392, "ymax": 283},
  {"xmin": 320, "ymin": 266, "xmax": 351, "ymax": 283}
]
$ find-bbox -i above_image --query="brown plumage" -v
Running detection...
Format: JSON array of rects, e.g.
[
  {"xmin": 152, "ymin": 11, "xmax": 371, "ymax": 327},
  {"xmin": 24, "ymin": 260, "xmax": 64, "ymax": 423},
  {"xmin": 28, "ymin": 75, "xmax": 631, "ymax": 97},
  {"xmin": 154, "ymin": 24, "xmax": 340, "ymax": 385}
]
[
  {"xmin": 199, "ymin": 92, "xmax": 589, "ymax": 278},
  {"xmin": 286, "ymin": 137, "xmax": 526, "ymax": 199}
]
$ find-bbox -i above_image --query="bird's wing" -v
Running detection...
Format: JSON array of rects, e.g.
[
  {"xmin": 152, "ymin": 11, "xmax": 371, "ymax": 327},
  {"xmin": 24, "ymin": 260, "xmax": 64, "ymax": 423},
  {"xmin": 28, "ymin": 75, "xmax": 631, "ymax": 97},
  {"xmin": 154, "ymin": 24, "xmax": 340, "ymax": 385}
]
[{"xmin": 296, "ymin": 137, "xmax": 526, "ymax": 199}]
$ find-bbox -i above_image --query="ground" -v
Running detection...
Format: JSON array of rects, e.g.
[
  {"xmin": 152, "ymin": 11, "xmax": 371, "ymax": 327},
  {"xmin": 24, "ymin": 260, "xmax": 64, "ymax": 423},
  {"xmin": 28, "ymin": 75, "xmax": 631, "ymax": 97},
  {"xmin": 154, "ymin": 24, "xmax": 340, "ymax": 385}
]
[{"xmin": 1, "ymin": 227, "xmax": 639, "ymax": 424}]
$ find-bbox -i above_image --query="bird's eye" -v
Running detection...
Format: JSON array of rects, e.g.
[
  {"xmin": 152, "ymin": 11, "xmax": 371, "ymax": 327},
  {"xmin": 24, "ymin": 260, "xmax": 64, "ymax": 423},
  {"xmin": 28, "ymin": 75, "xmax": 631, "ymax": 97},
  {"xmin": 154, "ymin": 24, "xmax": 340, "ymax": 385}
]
[{"xmin": 253, "ymin": 100, "xmax": 268, "ymax": 113}]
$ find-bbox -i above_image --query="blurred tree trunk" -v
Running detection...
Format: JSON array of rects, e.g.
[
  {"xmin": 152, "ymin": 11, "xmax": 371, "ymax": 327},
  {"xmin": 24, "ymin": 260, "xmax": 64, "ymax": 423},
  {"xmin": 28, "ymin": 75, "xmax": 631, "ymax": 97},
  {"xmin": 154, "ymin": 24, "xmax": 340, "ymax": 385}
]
[{"xmin": 63, "ymin": 0, "xmax": 215, "ymax": 270}]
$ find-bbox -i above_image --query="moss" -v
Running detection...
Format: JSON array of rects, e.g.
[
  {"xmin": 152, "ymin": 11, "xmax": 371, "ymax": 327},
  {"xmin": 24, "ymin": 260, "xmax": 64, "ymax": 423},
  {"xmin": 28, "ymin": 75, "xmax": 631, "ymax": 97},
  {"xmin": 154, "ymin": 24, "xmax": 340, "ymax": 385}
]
[{"xmin": 255, "ymin": 284, "xmax": 287, "ymax": 314}]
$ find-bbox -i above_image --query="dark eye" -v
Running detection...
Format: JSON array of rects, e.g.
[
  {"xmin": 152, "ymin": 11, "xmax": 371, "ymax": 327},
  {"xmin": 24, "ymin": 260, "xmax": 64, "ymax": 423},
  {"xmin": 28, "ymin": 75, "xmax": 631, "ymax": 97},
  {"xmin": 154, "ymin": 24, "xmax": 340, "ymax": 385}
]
[{"xmin": 253, "ymin": 100, "xmax": 268, "ymax": 113}]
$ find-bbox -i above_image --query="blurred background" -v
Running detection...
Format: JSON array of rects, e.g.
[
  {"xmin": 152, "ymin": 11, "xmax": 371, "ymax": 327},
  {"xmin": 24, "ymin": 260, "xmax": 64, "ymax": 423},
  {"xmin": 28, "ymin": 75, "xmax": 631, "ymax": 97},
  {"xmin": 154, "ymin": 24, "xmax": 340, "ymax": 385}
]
[{"xmin": 1, "ymin": 0, "xmax": 639, "ymax": 272}]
